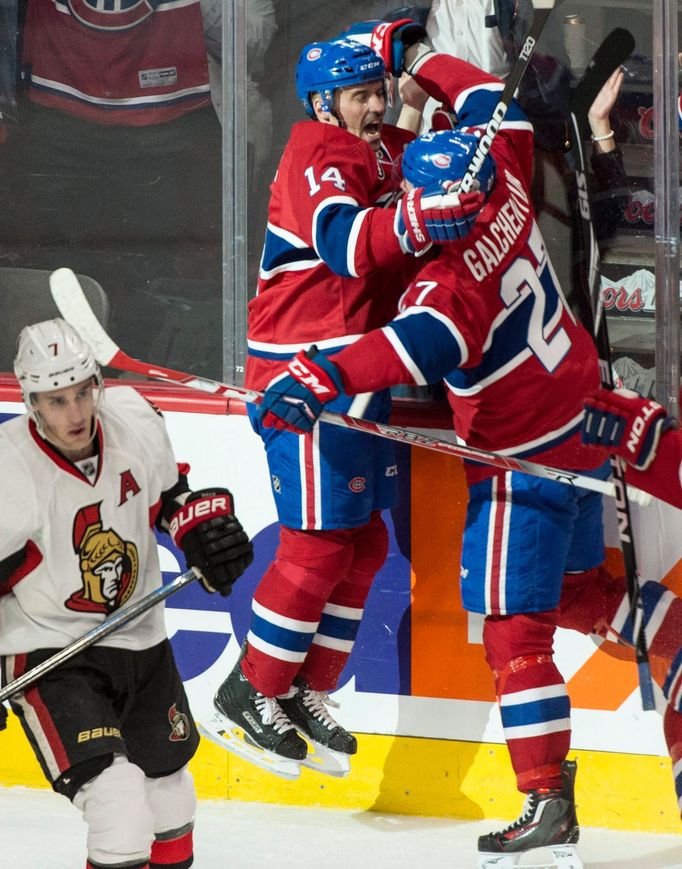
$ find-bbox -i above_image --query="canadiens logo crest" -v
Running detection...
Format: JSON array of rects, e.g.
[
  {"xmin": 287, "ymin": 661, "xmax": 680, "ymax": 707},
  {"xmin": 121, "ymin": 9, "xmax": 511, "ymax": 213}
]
[
  {"xmin": 66, "ymin": 0, "xmax": 153, "ymax": 31},
  {"xmin": 432, "ymin": 153, "xmax": 452, "ymax": 170},
  {"xmin": 168, "ymin": 704, "xmax": 190, "ymax": 742},
  {"xmin": 348, "ymin": 476, "xmax": 366, "ymax": 493},
  {"xmin": 66, "ymin": 502, "xmax": 139, "ymax": 614}
]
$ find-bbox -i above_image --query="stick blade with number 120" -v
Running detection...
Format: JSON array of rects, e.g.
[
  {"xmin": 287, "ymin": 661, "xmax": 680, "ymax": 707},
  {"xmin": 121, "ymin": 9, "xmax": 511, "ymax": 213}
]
[{"xmin": 458, "ymin": 0, "xmax": 555, "ymax": 193}]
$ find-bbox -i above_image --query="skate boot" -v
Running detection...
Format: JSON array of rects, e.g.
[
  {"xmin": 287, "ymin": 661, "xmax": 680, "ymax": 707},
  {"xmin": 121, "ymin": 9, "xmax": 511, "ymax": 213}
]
[
  {"xmin": 477, "ymin": 760, "xmax": 582, "ymax": 868},
  {"xmin": 198, "ymin": 654, "xmax": 307, "ymax": 780},
  {"xmin": 278, "ymin": 676, "xmax": 357, "ymax": 778}
]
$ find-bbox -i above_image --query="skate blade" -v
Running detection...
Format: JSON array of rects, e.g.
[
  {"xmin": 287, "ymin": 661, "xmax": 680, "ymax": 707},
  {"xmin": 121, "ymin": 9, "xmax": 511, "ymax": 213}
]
[
  {"xmin": 299, "ymin": 738, "xmax": 351, "ymax": 778},
  {"xmin": 477, "ymin": 844, "xmax": 583, "ymax": 869},
  {"xmin": 198, "ymin": 710, "xmax": 302, "ymax": 781}
]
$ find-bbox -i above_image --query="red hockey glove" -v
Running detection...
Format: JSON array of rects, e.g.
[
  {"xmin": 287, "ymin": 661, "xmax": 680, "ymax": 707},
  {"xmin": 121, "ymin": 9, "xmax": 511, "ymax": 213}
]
[
  {"xmin": 581, "ymin": 387, "xmax": 675, "ymax": 470},
  {"xmin": 395, "ymin": 184, "xmax": 486, "ymax": 254},
  {"xmin": 369, "ymin": 18, "xmax": 428, "ymax": 76},
  {"xmin": 169, "ymin": 488, "xmax": 254, "ymax": 595},
  {"xmin": 336, "ymin": 19, "xmax": 427, "ymax": 76},
  {"xmin": 260, "ymin": 347, "xmax": 343, "ymax": 433}
]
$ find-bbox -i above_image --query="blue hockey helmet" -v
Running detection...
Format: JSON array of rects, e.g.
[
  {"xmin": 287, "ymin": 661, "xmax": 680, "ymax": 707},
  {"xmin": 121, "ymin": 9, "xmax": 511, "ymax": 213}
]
[
  {"xmin": 295, "ymin": 38, "xmax": 386, "ymax": 118},
  {"xmin": 402, "ymin": 130, "xmax": 496, "ymax": 195}
]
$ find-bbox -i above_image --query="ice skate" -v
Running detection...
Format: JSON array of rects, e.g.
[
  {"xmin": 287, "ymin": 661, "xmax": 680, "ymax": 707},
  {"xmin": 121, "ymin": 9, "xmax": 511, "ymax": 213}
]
[
  {"xmin": 477, "ymin": 761, "xmax": 582, "ymax": 869},
  {"xmin": 198, "ymin": 658, "xmax": 307, "ymax": 781},
  {"xmin": 278, "ymin": 676, "xmax": 357, "ymax": 777}
]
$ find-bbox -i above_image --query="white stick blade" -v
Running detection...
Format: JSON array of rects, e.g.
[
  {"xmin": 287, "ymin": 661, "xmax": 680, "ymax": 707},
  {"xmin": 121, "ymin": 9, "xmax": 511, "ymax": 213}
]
[{"xmin": 49, "ymin": 268, "xmax": 119, "ymax": 365}]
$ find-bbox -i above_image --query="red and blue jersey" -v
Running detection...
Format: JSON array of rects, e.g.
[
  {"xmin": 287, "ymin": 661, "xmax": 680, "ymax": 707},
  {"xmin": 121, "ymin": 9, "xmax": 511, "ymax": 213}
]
[
  {"xmin": 22, "ymin": 0, "xmax": 211, "ymax": 125},
  {"xmin": 245, "ymin": 120, "xmax": 418, "ymax": 390},
  {"xmin": 331, "ymin": 53, "xmax": 602, "ymax": 483}
]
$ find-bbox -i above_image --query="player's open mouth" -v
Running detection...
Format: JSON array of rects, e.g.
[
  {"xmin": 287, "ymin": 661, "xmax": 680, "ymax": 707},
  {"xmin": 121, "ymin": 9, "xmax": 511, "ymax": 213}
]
[{"xmin": 363, "ymin": 121, "xmax": 382, "ymax": 138}]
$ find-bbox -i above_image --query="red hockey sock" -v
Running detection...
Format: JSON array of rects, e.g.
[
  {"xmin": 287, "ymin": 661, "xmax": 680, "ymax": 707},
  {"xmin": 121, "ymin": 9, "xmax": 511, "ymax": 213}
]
[
  {"xmin": 150, "ymin": 828, "xmax": 193, "ymax": 868},
  {"xmin": 241, "ymin": 526, "xmax": 356, "ymax": 696},
  {"xmin": 484, "ymin": 613, "xmax": 569, "ymax": 793},
  {"xmin": 300, "ymin": 513, "xmax": 388, "ymax": 690}
]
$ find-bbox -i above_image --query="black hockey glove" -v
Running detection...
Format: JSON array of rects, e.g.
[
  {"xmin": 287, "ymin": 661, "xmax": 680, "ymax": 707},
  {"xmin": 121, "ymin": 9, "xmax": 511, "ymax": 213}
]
[{"xmin": 169, "ymin": 488, "xmax": 254, "ymax": 596}]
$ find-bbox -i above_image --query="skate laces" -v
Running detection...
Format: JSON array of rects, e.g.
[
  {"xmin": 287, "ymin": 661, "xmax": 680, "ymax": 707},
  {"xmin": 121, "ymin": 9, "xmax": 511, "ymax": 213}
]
[
  {"xmin": 253, "ymin": 694, "xmax": 296, "ymax": 734},
  {"xmin": 299, "ymin": 687, "xmax": 341, "ymax": 731},
  {"xmin": 498, "ymin": 787, "xmax": 564, "ymax": 836}
]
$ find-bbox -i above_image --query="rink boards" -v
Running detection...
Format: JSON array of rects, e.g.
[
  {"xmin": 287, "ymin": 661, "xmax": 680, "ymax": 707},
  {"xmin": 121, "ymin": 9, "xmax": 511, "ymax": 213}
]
[{"xmin": 1, "ymin": 383, "xmax": 681, "ymax": 833}]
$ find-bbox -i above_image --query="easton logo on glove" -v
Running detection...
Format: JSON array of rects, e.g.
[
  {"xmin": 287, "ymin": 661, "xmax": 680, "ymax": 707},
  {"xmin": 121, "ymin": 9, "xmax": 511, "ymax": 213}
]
[
  {"xmin": 169, "ymin": 493, "xmax": 234, "ymax": 546},
  {"xmin": 626, "ymin": 400, "xmax": 665, "ymax": 460}
]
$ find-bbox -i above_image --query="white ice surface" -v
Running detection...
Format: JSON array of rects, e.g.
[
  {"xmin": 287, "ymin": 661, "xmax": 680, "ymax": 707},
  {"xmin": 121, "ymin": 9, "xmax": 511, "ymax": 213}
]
[{"xmin": 1, "ymin": 786, "xmax": 681, "ymax": 868}]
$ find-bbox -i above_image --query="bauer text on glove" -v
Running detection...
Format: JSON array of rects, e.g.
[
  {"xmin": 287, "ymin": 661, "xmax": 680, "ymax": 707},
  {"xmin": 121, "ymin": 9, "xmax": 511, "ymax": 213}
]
[{"xmin": 169, "ymin": 488, "xmax": 254, "ymax": 595}]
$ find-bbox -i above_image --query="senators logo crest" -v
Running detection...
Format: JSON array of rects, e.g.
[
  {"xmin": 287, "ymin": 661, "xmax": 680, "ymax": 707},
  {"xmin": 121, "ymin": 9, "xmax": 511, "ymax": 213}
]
[
  {"xmin": 66, "ymin": 502, "xmax": 139, "ymax": 613},
  {"xmin": 168, "ymin": 704, "xmax": 190, "ymax": 742}
]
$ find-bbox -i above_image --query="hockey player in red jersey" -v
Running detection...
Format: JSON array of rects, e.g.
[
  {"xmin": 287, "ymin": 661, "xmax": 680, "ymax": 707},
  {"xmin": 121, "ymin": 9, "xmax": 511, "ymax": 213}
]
[
  {"xmin": 257, "ymin": 36, "xmax": 682, "ymax": 869},
  {"xmin": 582, "ymin": 386, "xmax": 682, "ymax": 510},
  {"xmin": 1, "ymin": 319, "xmax": 253, "ymax": 869},
  {"xmin": 208, "ymin": 31, "xmax": 487, "ymax": 779}
]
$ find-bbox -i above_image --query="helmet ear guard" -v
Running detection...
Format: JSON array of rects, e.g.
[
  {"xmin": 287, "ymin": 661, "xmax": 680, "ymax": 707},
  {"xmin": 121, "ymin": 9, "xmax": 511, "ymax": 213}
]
[
  {"xmin": 401, "ymin": 129, "xmax": 496, "ymax": 197},
  {"xmin": 295, "ymin": 38, "xmax": 387, "ymax": 119}
]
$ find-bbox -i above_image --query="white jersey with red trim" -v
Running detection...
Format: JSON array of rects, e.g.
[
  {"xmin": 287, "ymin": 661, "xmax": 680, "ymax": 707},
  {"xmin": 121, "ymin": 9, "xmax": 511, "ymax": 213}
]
[
  {"xmin": 22, "ymin": 0, "xmax": 211, "ymax": 125},
  {"xmin": 0, "ymin": 387, "xmax": 179, "ymax": 655},
  {"xmin": 245, "ymin": 121, "xmax": 418, "ymax": 390}
]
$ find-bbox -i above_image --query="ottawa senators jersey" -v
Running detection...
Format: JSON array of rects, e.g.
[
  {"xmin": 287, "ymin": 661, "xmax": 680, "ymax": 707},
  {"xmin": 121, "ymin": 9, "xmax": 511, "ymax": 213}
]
[
  {"xmin": 245, "ymin": 121, "xmax": 418, "ymax": 390},
  {"xmin": 22, "ymin": 0, "xmax": 211, "ymax": 125},
  {"xmin": 0, "ymin": 387, "xmax": 179, "ymax": 654}
]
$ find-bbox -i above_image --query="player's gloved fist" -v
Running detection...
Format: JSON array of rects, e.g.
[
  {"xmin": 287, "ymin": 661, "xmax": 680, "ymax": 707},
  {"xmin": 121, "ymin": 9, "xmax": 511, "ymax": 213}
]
[
  {"xmin": 581, "ymin": 387, "xmax": 675, "ymax": 470},
  {"xmin": 260, "ymin": 347, "xmax": 343, "ymax": 434},
  {"xmin": 169, "ymin": 488, "xmax": 254, "ymax": 595},
  {"xmin": 395, "ymin": 185, "xmax": 486, "ymax": 254},
  {"xmin": 336, "ymin": 18, "xmax": 427, "ymax": 77}
]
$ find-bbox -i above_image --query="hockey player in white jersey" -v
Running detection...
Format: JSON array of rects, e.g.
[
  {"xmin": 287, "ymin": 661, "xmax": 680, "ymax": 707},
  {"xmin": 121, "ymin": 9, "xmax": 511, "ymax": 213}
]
[{"xmin": 0, "ymin": 319, "xmax": 253, "ymax": 869}]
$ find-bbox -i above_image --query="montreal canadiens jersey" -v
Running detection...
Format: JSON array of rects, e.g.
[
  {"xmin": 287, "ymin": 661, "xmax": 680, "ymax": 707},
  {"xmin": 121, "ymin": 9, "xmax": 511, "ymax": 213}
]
[
  {"xmin": 246, "ymin": 120, "xmax": 418, "ymax": 390},
  {"xmin": 0, "ymin": 387, "xmax": 178, "ymax": 654},
  {"xmin": 22, "ymin": 0, "xmax": 211, "ymax": 125},
  {"xmin": 333, "ymin": 53, "xmax": 602, "ymax": 483}
]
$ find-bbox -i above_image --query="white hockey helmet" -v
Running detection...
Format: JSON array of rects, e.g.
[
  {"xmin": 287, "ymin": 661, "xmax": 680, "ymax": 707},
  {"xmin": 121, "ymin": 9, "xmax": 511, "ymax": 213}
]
[{"xmin": 14, "ymin": 318, "xmax": 103, "ymax": 426}]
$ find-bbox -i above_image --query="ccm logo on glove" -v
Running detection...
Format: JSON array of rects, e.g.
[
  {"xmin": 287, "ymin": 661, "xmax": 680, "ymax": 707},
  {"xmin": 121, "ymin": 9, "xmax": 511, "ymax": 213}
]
[
  {"xmin": 169, "ymin": 494, "xmax": 234, "ymax": 546},
  {"xmin": 289, "ymin": 358, "xmax": 336, "ymax": 396}
]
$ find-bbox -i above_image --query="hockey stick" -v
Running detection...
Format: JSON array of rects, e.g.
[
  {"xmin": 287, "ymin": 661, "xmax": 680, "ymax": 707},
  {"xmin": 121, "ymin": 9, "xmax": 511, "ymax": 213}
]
[
  {"xmin": 568, "ymin": 35, "xmax": 655, "ymax": 710},
  {"xmin": 570, "ymin": 28, "xmax": 635, "ymax": 142},
  {"xmin": 47, "ymin": 268, "xmax": 650, "ymax": 503},
  {"xmin": 0, "ymin": 569, "xmax": 199, "ymax": 705},
  {"xmin": 458, "ymin": 0, "xmax": 555, "ymax": 193}
]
